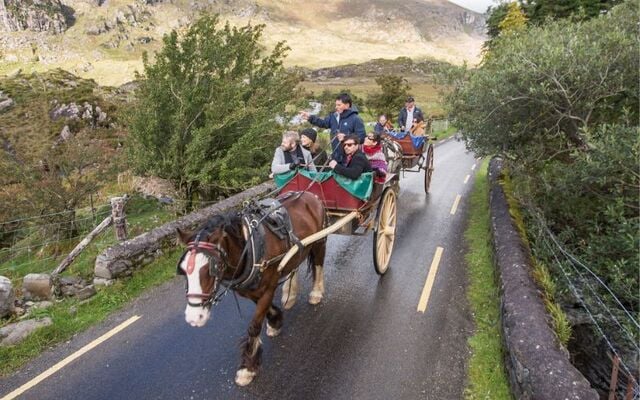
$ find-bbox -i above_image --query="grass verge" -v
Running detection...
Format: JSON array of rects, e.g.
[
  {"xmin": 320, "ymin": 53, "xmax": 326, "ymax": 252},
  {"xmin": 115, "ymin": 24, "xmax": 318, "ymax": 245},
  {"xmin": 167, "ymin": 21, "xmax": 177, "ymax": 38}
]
[
  {"xmin": 0, "ymin": 248, "xmax": 179, "ymax": 376},
  {"xmin": 464, "ymin": 159, "xmax": 512, "ymax": 400}
]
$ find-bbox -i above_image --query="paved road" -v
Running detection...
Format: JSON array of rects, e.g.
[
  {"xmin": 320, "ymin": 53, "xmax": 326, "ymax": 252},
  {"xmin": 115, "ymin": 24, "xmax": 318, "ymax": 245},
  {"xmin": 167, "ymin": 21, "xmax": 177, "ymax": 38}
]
[{"xmin": 1, "ymin": 138, "xmax": 480, "ymax": 400}]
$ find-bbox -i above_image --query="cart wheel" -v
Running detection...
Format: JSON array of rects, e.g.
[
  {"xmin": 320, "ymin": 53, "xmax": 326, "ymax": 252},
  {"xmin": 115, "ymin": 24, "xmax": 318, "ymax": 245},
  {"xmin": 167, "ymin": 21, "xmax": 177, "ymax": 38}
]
[
  {"xmin": 373, "ymin": 188, "xmax": 397, "ymax": 275},
  {"xmin": 424, "ymin": 143, "xmax": 434, "ymax": 194}
]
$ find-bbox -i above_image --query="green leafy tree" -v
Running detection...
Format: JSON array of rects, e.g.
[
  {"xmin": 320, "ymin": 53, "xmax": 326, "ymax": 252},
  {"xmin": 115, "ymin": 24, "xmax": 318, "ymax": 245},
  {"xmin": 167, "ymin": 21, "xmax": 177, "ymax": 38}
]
[
  {"xmin": 520, "ymin": 0, "xmax": 622, "ymax": 24},
  {"xmin": 483, "ymin": 3, "xmax": 511, "ymax": 52},
  {"xmin": 447, "ymin": 2, "xmax": 637, "ymax": 160},
  {"xmin": 128, "ymin": 14, "xmax": 302, "ymax": 207},
  {"xmin": 444, "ymin": 0, "xmax": 639, "ymax": 311},
  {"xmin": 366, "ymin": 75, "xmax": 411, "ymax": 124}
]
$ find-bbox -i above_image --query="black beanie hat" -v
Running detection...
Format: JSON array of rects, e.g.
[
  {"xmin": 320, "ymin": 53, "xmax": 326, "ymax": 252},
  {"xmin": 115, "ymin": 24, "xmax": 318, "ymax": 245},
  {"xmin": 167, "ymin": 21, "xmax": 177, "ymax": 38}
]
[{"xmin": 300, "ymin": 128, "xmax": 317, "ymax": 143}]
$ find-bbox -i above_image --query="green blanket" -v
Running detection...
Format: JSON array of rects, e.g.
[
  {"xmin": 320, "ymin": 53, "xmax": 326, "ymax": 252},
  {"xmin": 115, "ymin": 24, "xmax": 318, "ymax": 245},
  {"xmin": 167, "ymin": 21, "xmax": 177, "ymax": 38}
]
[{"xmin": 274, "ymin": 170, "xmax": 373, "ymax": 200}]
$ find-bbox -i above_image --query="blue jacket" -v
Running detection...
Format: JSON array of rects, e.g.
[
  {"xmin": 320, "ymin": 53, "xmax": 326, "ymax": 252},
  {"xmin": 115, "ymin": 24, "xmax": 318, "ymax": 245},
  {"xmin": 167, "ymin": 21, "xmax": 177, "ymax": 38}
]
[{"xmin": 308, "ymin": 107, "xmax": 366, "ymax": 162}]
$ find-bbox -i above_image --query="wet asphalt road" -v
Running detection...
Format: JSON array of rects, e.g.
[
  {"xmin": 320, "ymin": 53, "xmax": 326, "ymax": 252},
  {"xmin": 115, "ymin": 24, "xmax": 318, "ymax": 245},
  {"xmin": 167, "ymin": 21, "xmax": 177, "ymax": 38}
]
[{"xmin": 1, "ymin": 138, "xmax": 480, "ymax": 400}]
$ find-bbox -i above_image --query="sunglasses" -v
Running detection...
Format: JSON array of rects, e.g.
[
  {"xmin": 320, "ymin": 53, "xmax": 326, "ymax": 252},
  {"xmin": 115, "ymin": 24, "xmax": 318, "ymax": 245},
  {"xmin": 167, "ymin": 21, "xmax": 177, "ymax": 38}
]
[
  {"xmin": 343, "ymin": 142, "xmax": 357, "ymax": 147},
  {"xmin": 366, "ymin": 135, "xmax": 376, "ymax": 140}
]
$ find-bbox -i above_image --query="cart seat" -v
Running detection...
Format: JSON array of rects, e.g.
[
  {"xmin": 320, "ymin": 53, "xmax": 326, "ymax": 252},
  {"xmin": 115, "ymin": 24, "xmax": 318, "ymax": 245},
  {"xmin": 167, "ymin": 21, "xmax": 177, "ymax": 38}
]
[{"xmin": 275, "ymin": 170, "xmax": 373, "ymax": 211}]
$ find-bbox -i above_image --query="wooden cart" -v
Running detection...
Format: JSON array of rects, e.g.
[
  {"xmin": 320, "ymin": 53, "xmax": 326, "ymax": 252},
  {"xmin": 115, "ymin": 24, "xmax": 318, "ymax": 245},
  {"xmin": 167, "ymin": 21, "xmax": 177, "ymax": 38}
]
[
  {"xmin": 383, "ymin": 133, "xmax": 434, "ymax": 194},
  {"xmin": 277, "ymin": 171, "xmax": 398, "ymax": 275}
]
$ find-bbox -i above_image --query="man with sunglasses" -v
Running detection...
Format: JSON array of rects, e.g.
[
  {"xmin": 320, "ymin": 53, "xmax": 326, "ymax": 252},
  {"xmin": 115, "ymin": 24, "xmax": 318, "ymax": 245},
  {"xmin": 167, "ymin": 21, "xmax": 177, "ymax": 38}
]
[{"xmin": 328, "ymin": 134, "xmax": 372, "ymax": 180}]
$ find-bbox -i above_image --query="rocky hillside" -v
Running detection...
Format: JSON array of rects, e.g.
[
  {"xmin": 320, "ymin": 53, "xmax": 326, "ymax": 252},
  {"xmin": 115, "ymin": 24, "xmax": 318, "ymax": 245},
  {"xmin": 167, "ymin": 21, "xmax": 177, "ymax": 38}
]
[{"xmin": 0, "ymin": 0, "xmax": 485, "ymax": 85}]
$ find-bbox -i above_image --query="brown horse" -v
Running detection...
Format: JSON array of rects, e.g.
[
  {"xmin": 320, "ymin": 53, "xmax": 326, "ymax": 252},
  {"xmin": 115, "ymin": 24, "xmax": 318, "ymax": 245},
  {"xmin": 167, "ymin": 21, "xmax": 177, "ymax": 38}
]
[{"xmin": 176, "ymin": 191, "xmax": 326, "ymax": 386}]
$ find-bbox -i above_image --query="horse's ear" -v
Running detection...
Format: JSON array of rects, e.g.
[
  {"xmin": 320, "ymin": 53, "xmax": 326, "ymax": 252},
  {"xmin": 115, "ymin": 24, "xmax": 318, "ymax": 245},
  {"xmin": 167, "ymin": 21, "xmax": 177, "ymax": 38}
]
[{"xmin": 176, "ymin": 227, "xmax": 192, "ymax": 245}]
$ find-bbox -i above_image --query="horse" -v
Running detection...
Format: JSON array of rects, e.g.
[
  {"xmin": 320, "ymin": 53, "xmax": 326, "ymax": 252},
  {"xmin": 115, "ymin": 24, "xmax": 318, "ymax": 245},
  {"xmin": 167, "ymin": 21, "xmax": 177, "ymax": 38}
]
[{"xmin": 176, "ymin": 191, "xmax": 326, "ymax": 386}]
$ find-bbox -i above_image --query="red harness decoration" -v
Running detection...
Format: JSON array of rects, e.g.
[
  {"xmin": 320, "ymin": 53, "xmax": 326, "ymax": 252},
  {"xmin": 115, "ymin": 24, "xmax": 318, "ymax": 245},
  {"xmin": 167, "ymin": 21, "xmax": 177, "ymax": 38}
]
[{"xmin": 185, "ymin": 241, "xmax": 218, "ymax": 275}]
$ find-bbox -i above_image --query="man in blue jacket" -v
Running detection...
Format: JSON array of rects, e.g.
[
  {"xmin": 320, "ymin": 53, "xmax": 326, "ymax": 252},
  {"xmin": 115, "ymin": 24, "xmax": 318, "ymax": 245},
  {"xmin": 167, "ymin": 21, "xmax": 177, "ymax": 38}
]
[{"xmin": 300, "ymin": 92, "xmax": 366, "ymax": 163}]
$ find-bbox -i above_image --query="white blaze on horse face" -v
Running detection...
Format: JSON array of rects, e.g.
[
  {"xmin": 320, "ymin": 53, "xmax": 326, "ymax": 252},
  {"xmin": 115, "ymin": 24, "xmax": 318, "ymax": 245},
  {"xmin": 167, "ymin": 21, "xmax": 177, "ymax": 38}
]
[{"xmin": 182, "ymin": 253, "xmax": 212, "ymax": 327}]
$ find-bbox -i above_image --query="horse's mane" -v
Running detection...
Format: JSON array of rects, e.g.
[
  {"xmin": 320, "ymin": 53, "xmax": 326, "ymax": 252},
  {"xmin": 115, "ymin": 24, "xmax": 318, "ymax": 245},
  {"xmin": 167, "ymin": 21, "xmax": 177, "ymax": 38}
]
[{"xmin": 200, "ymin": 212, "xmax": 244, "ymax": 241}]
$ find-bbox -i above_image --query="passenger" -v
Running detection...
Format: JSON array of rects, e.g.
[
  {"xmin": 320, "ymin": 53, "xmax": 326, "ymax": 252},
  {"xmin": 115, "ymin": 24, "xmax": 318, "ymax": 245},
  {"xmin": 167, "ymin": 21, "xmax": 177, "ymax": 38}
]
[
  {"xmin": 362, "ymin": 132, "xmax": 388, "ymax": 184},
  {"xmin": 397, "ymin": 96, "xmax": 424, "ymax": 133},
  {"xmin": 328, "ymin": 134, "xmax": 371, "ymax": 180},
  {"xmin": 300, "ymin": 128, "xmax": 329, "ymax": 170},
  {"xmin": 374, "ymin": 114, "xmax": 394, "ymax": 134},
  {"xmin": 271, "ymin": 131, "xmax": 316, "ymax": 175},
  {"xmin": 410, "ymin": 113, "xmax": 427, "ymax": 136},
  {"xmin": 299, "ymin": 92, "xmax": 366, "ymax": 163}
]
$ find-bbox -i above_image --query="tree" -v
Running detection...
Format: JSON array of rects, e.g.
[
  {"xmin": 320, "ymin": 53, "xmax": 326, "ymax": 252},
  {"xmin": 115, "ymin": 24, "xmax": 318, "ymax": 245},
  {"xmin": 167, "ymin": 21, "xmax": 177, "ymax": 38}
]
[
  {"xmin": 484, "ymin": 2, "xmax": 511, "ymax": 52},
  {"xmin": 444, "ymin": 0, "xmax": 639, "ymax": 310},
  {"xmin": 128, "ymin": 14, "xmax": 302, "ymax": 208},
  {"xmin": 520, "ymin": 0, "xmax": 622, "ymax": 24},
  {"xmin": 446, "ymin": 1, "xmax": 638, "ymax": 161},
  {"xmin": 499, "ymin": 2, "xmax": 528, "ymax": 33},
  {"xmin": 366, "ymin": 75, "xmax": 411, "ymax": 123}
]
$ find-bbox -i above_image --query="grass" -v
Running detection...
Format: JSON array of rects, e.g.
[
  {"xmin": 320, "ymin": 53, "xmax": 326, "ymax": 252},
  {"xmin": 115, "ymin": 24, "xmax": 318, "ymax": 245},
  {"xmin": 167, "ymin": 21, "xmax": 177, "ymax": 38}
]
[
  {"xmin": 432, "ymin": 125, "xmax": 457, "ymax": 140},
  {"xmin": 0, "ymin": 247, "xmax": 180, "ymax": 376},
  {"xmin": 464, "ymin": 159, "xmax": 512, "ymax": 400}
]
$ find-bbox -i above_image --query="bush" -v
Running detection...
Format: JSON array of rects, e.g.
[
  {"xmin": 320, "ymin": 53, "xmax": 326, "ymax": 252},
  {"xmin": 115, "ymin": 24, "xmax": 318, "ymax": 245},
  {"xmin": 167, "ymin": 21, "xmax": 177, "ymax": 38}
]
[{"xmin": 127, "ymin": 14, "xmax": 302, "ymax": 208}]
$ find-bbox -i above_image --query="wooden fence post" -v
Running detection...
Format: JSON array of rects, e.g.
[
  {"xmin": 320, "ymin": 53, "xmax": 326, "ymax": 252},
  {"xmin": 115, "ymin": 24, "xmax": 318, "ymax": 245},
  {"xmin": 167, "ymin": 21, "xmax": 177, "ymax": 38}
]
[
  {"xmin": 52, "ymin": 215, "xmax": 112, "ymax": 275},
  {"xmin": 110, "ymin": 195, "xmax": 128, "ymax": 242}
]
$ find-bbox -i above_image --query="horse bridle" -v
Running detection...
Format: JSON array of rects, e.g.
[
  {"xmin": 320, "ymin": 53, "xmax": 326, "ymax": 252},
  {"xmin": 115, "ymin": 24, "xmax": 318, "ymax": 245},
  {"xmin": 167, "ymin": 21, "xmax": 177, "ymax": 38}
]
[{"xmin": 177, "ymin": 237, "xmax": 234, "ymax": 309}]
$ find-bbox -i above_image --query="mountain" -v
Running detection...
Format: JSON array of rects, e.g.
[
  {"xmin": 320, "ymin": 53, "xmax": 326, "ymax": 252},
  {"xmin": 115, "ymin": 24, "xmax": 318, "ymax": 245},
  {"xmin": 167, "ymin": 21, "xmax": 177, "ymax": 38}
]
[{"xmin": 0, "ymin": 0, "xmax": 486, "ymax": 86}]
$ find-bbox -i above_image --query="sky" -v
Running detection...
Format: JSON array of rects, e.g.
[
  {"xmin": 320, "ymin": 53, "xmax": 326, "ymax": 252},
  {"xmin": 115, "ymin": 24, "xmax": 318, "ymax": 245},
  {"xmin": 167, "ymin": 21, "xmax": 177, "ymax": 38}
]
[{"xmin": 448, "ymin": 0, "xmax": 495, "ymax": 13}]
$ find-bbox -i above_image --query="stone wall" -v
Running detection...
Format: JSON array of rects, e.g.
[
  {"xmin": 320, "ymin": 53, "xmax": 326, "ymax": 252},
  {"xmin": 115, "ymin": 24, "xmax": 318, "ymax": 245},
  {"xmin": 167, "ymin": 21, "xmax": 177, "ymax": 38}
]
[
  {"xmin": 488, "ymin": 158, "xmax": 598, "ymax": 400},
  {"xmin": 94, "ymin": 182, "xmax": 275, "ymax": 281}
]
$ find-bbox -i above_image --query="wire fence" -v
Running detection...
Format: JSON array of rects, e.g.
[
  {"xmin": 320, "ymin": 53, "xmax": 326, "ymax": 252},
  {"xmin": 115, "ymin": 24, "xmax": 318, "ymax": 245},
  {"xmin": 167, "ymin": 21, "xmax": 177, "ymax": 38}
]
[{"xmin": 527, "ymin": 208, "xmax": 639, "ymax": 398}]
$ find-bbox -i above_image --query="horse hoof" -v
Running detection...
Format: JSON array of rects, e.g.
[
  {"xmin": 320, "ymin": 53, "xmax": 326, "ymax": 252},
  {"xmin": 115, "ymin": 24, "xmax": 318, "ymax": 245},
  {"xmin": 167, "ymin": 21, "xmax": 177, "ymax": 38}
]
[
  {"xmin": 282, "ymin": 296, "xmax": 296, "ymax": 310},
  {"xmin": 266, "ymin": 323, "xmax": 281, "ymax": 337},
  {"xmin": 308, "ymin": 291, "xmax": 323, "ymax": 305},
  {"xmin": 235, "ymin": 368, "xmax": 256, "ymax": 386}
]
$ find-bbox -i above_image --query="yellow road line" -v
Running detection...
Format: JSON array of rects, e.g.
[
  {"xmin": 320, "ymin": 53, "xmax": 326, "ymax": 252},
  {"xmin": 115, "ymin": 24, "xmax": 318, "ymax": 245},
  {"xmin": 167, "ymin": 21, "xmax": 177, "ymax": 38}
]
[
  {"xmin": 1, "ymin": 315, "xmax": 142, "ymax": 400},
  {"xmin": 417, "ymin": 247, "xmax": 444, "ymax": 313},
  {"xmin": 450, "ymin": 194, "xmax": 462, "ymax": 215},
  {"xmin": 463, "ymin": 174, "xmax": 470, "ymax": 184},
  {"xmin": 471, "ymin": 163, "xmax": 476, "ymax": 171}
]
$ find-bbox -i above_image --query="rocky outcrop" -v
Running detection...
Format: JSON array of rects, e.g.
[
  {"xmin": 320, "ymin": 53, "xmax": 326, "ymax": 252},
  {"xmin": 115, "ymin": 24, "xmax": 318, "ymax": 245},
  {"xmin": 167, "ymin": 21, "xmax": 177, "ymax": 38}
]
[
  {"xmin": 0, "ymin": 0, "xmax": 72, "ymax": 34},
  {"xmin": 0, "ymin": 91, "xmax": 14, "ymax": 113},
  {"xmin": 49, "ymin": 101, "xmax": 109, "ymax": 128}
]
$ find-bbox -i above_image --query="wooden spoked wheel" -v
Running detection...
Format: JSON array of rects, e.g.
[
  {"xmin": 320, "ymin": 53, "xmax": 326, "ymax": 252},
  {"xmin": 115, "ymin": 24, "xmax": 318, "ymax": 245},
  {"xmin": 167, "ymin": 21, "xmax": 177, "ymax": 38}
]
[
  {"xmin": 424, "ymin": 143, "xmax": 434, "ymax": 194},
  {"xmin": 373, "ymin": 188, "xmax": 397, "ymax": 275}
]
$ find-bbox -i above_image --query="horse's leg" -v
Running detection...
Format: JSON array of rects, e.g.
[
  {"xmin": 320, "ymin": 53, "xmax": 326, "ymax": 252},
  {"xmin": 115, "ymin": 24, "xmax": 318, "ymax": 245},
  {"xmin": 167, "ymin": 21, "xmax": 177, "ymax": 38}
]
[
  {"xmin": 265, "ymin": 304, "xmax": 283, "ymax": 337},
  {"xmin": 281, "ymin": 270, "xmax": 298, "ymax": 310},
  {"xmin": 236, "ymin": 287, "xmax": 276, "ymax": 386},
  {"xmin": 309, "ymin": 239, "xmax": 327, "ymax": 305}
]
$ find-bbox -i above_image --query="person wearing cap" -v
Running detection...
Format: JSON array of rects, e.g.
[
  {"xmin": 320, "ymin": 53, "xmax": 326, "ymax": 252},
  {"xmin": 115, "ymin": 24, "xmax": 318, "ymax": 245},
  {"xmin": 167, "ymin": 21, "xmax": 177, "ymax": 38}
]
[
  {"xmin": 300, "ymin": 128, "xmax": 329, "ymax": 170},
  {"xmin": 397, "ymin": 96, "xmax": 424, "ymax": 133}
]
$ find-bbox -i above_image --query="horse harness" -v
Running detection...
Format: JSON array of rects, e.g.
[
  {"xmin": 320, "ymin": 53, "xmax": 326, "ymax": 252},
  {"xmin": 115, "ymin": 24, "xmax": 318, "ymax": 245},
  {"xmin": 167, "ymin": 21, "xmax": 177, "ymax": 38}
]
[{"xmin": 177, "ymin": 192, "xmax": 304, "ymax": 308}]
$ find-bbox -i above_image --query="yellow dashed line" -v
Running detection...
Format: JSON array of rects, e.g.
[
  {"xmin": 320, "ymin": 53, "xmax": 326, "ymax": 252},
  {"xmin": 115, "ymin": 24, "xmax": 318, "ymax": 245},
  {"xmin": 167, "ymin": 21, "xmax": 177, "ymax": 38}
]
[
  {"xmin": 450, "ymin": 194, "xmax": 462, "ymax": 215},
  {"xmin": 417, "ymin": 247, "xmax": 444, "ymax": 313}
]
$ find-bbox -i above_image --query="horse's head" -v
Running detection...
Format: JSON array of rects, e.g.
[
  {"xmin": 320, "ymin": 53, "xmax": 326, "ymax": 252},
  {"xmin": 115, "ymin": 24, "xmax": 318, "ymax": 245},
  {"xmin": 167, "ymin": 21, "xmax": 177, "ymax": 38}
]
[{"xmin": 176, "ymin": 214, "xmax": 244, "ymax": 327}]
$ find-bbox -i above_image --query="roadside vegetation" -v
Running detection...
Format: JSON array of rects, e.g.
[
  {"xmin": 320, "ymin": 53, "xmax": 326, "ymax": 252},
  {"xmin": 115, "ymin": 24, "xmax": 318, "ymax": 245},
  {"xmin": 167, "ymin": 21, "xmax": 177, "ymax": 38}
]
[
  {"xmin": 445, "ymin": 0, "xmax": 638, "ymax": 394},
  {"xmin": 464, "ymin": 160, "xmax": 512, "ymax": 400}
]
